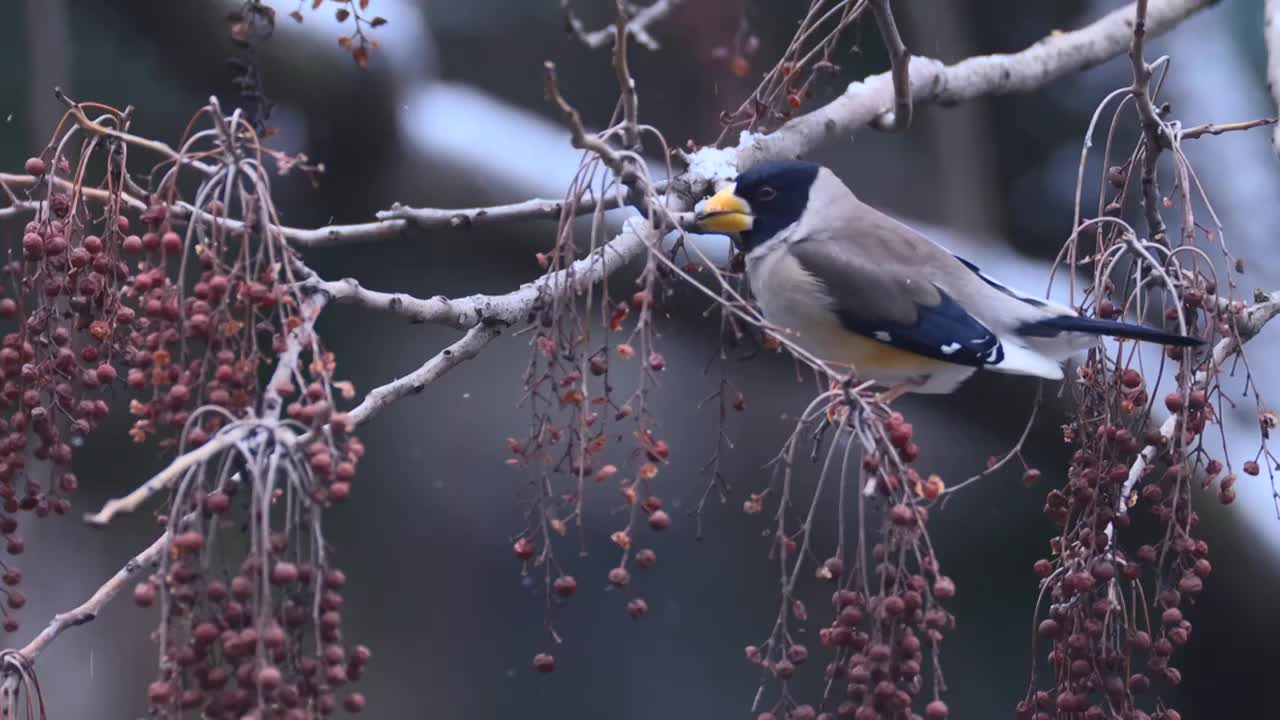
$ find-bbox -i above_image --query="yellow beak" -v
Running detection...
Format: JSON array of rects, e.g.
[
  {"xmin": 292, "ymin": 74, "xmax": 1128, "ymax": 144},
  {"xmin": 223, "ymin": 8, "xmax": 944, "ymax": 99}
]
[{"xmin": 695, "ymin": 185, "xmax": 754, "ymax": 234}]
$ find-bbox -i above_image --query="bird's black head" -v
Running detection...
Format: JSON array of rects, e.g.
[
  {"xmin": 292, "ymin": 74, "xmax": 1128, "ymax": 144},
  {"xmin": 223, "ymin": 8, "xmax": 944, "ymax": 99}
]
[{"xmin": 695, "ymin": 160, "xmax": 820, "ymax": 251}]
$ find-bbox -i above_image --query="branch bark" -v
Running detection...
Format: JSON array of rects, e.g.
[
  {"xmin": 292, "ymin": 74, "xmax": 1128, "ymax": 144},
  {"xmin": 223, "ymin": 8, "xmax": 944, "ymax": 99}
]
[
  {"xmin": 737, "ymin": 0, "xmax": 1213, "ymax": 167},
  {"xmin": 14, "ymin": 532, "xmax": 168, "ymax": 664},
  {"xmin": 343, "ymin": 216, "xmax": 658, "ymax": 428},
  {"xmin": 1267, "ymin": 0, "xmax": 1280, "ymax": 156}
]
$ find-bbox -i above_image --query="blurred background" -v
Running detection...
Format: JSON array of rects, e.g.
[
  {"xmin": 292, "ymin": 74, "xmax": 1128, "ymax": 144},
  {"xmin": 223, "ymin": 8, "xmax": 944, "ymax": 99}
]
[{"xmin": 4, "ymin": 0, "xmax": 1280, "ymax": 717}]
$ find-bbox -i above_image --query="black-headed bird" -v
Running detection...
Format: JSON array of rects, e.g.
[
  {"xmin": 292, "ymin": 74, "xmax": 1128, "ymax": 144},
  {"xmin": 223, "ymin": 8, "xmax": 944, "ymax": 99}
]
[{"xmin": 694, "ymin": 160, "xmax": 1202, "ymax": 400}]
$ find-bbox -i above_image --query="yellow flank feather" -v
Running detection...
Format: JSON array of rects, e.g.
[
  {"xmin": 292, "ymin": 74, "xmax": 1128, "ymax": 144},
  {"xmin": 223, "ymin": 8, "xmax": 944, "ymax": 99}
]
[{"xmin": 834, "ymin": 332, "xmax": 955, "ymax": 375}]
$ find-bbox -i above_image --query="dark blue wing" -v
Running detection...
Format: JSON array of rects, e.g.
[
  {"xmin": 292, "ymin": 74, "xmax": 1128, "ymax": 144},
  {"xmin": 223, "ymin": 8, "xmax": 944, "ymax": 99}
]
[
  {"xmin": 834, "ymin": 287, "xmax": 1005, "ymax": 367},
  {"xmin": 785, "ymin": 241, "xmax": 1006, "ymax": 368}
]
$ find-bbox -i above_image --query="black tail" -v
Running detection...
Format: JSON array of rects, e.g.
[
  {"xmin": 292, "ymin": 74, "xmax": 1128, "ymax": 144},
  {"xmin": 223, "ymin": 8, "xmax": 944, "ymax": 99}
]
[{"xmin": 1018, "ymin": 315, "xmax": 1204, "ymax": 347}]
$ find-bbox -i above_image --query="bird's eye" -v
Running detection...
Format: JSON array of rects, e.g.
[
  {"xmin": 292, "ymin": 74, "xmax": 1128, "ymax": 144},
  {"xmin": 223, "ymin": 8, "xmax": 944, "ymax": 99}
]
[{"xmin": 756, "ymin": 186, "xmax": 777, "ymax": 202}]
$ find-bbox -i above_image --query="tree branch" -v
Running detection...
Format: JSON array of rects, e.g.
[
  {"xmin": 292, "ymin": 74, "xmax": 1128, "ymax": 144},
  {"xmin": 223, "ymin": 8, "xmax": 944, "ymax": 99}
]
[
  {"xmin": 1267, "ymin": 0, "xmax": 1280, "ymax": 156},
  {"xmin": 343, "ymin": 217, "xmax": 658, "ymax": 428},
  {"xmin": 737, "ymin": 0, "xmax": 1213, "ymax": 167},
  {"xmin": 869, "ymin": 0, "xmax": 912, "ymax": 131},
  {"xmin": 1180, "ymin": 117, "xmax": 1277, "ymax": 140},
  {"xmin": 311, "ymin": 278, "xmax": 477, "ymax": 330},
  {"xmin": 268, "ymin": 190, "xmax": 648, "ymax": 247},
  {"xmin": 544, "ymin": 61, "xmax": 625, "ymax": 168},
  {"xmin": 81, "ymin": 425, "xmax": 252, "ymax": 527},
  {"xmin": 15, "ymin": 531, "xmax": 168, "ymax": 663},
  {"xmin": 0, "ymin": 174, "xmax": 638, "ymax": 249},
  {"xmin": 375, "ymin": 192, "xmax": 630, "ymax": 232},
  {"xmin": 562, "ymin": 0, "xmax": 679, "ymax": 51}
]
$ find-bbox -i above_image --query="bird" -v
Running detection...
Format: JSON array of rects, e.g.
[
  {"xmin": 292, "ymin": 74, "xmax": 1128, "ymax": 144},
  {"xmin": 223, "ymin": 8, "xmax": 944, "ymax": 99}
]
[{"xmin": 693, "ymin": 160, "xmax": 1203, "ymax": 401}]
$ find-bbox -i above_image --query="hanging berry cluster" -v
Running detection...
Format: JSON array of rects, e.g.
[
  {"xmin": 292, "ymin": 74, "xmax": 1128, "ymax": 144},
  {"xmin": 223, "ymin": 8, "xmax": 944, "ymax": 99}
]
[
  {"xmin": 505, "ymin": 208, "xmax": 675, "ymax": 668},
  {"xmin": 0, "ymin": 97, "xmax": 370, "ymax": 716},
  {"xmin": 743, "ymin": 397, "xmax": 954, "ymax": 720},
  {"xmin": 135, "ymin": 439, "xmax": 369, "ymax": 719},
  {"xmin": 1025, "ymin": 112, "xmax": 1259, "ymax": 717}
]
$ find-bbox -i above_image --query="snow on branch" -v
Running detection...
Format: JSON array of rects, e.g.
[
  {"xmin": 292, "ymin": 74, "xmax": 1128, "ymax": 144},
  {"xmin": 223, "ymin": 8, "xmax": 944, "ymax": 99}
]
[{"xmin": 738, "ymin": 0, "xmax": 1215, "ymax": 167}]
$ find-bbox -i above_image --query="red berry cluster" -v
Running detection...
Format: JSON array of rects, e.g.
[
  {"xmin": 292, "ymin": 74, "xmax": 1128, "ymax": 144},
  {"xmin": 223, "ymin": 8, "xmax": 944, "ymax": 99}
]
[
  {"xmin": 122, "ymin": 198, "xmax": 283, "ymax": 445},
  {"xmin": 1028, "ymin": 356, "xmax": 1217, "ymax": 718},
  {"xmin": 0, "ymin": 82, "xmax": 392, "ymax": 720},
  {"xmin": 137, "ymin": 537, "xmax": 370, "ymax": 718},
  {"xmin": 745, "ymin": 406, "xmax": 953, "ymax": 720},
  {"xmin": 0, "ymin": 175, "xmax": 138, "ymax": 629},
  {"xmin": 506, "ymin": 241, "xmax": 676, "ymax": 670}
]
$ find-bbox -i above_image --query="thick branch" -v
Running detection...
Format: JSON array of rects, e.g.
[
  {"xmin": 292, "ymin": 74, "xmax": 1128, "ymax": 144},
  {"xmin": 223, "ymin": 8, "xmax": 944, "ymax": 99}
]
[
  {"xmin": 312, "ymin": 279, "xmax": 477, "ymax": 330},
  {"xmin": 1267, "ymin": 0, "xmax": 1280, "ymax": 156},
  {"xmin": 738, "ymin": 0, "xmax": 1213, "ymax": 167},
  {"xmin": 343, "ymin": 217, "xmax": 658, "ymax": 428}
]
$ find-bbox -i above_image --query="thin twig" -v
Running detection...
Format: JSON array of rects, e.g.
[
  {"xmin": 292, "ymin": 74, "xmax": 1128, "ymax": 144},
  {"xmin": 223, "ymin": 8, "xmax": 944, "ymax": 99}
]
[
  {"xmin": 870, "ymin": 0, "xmax": 912, "ymax": 131},
  {"xmin": 544, "ymin": 62, "xmax": 624, "ymax": 168},
  {"xmin": 15, "ymin": 532, "xmax": 168, "ymax": 663},
  {"xmin": 562, "ymin": 0, "xmax": 679, "ymax": 51},
  {"xmin": 82, "ymin": 426, "xmax": 251, "ymax": 526},
  {"xmin": 1180, "ymin": 117, "xmax": 1277, "ymax": 140}
]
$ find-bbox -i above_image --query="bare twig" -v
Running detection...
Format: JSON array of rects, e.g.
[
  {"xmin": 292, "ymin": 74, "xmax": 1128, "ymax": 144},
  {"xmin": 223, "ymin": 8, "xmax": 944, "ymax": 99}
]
[
  {"xmin": 869, "ymin": 0, "xmax": 913, "ymax": 131},
  {"xmin": 562, "ymin": 0, "xmax": 679, "ymax": 51},
  {"xmin": 0, "ymin": 173, "xmax": 147, "ymax": 212},
  {"xmin": 0, "ymin": 174, "xmax": 638, "ymax": 249},
  {"xmin": 374, "ymin": 192, "xmax": 633, "ymax": 234},
  {"xmin": 939, "ymin": 382, "xmax": 1043, "ymax": 502},
  {"xmin": 544, "ymin": 61, "xmax": 625, "ymax": 169},
  {"xmin": 348, "ymin": 324, "xmax": 500, "ymax": 427},
  {"xmin": 82, "ymin": 426, "xmax": 252, "ymax": 527},
  {"xmin": 14, "ymin": 532, "xmax": 168, "ymax": 663},
  {"xmin": 1130, "ymin": 0, "xmax": 1171, "ymax": 245},
  {"xmin": 1180, "ymin": 117, "xmax": 1277, "ymax": 140}
]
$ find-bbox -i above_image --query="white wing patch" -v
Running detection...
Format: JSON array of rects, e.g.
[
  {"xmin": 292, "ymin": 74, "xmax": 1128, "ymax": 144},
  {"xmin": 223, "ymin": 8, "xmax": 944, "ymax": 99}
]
[
  {"xmin": 940, "ymin": 342, "xmax": 961, "ymax": 355},
  {"xmin": 873, "ymin": 331, "xmax": 892, "ymax": 343}
]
